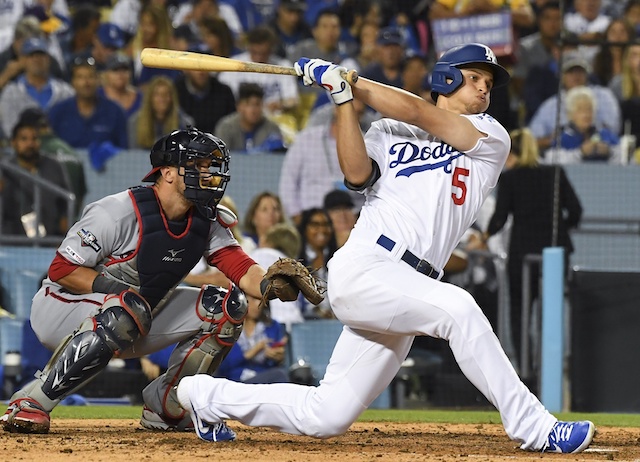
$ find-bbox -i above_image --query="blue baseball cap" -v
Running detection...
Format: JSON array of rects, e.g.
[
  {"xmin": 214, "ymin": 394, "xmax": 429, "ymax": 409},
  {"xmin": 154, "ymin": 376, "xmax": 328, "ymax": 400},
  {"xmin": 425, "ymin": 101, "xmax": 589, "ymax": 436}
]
[
  {"xmin": 377, "ymin": 27, "xmax": 404, "ymax": 46},
  {"xmin": 97, "ymin": 22, "xmax": 125, "ymax": 49},
  {"xmin": 22, "ymin": 37, "xmax": 49, "ymax": 55}
]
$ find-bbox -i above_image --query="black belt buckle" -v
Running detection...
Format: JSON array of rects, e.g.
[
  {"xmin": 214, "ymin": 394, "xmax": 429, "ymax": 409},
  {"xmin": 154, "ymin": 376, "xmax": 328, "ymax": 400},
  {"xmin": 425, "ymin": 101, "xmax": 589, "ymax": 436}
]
[{"xmin": 415, "ymin": 259, "xmax": 435, "ymax": 278}]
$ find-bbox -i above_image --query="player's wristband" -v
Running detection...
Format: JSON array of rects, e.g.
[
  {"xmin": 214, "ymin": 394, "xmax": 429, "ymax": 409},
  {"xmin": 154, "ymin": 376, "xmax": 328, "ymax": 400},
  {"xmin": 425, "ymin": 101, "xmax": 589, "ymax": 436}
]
[{"xmin": 92, "ymin": 274, "xmax": 130, "ymax": 294}]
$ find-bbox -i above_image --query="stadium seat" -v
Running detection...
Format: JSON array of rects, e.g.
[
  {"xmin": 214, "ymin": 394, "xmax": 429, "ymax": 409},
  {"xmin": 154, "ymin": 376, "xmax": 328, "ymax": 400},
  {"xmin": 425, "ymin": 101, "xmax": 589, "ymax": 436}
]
[{"xmin": 288, "ymin": 319, "xmax": 391, "ymax": 409}]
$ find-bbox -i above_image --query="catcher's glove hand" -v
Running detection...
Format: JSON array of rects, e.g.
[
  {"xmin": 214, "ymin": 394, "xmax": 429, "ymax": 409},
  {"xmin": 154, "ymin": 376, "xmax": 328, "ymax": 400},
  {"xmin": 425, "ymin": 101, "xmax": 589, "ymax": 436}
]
[{"xmin": 259, "ymin": 258, "xmax": 324, "ymax": 309}]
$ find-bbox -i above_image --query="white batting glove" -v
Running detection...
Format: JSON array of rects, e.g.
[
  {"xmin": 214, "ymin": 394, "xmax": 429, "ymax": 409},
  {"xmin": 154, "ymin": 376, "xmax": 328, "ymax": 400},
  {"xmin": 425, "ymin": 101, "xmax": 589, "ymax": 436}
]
[{"xmin": 294, "ymin": 57, "xmax": 353, "ymax": 105}]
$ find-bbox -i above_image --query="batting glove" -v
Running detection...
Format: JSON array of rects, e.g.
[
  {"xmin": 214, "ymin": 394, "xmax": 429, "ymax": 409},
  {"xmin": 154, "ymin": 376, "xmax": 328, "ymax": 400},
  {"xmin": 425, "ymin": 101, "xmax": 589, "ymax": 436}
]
[{"xmin": 294, "ymin": 57, "xmax": 353, "ymax": 105}]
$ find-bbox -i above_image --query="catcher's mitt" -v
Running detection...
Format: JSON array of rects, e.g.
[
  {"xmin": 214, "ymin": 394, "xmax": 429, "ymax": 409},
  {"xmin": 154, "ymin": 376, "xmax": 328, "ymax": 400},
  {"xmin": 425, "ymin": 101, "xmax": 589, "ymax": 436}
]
[{"xmin": 259, "ymin": 258, "xmax": 324, "ymax": 309}]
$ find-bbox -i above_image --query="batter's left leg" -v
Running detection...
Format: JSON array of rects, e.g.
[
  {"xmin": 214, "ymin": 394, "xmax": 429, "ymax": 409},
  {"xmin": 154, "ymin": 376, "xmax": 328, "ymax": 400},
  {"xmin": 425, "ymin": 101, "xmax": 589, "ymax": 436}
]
[{"xmin": 176, "ymin": 327, "xmax": 413, "ymax": 438}]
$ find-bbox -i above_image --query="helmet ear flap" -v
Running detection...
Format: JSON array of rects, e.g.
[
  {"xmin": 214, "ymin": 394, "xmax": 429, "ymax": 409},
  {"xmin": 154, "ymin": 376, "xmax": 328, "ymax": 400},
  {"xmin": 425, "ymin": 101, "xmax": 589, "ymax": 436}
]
[{"xmin": 430, "ymin": 62, "xmax": 464, "ymax": 97}]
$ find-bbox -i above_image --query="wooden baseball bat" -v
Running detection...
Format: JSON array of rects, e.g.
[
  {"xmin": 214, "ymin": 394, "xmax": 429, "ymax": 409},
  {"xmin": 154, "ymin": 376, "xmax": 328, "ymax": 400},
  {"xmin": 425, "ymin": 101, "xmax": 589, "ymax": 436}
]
[{"xmin": 140, "ymin": 48, "xmax": 359, "ymax": 85}]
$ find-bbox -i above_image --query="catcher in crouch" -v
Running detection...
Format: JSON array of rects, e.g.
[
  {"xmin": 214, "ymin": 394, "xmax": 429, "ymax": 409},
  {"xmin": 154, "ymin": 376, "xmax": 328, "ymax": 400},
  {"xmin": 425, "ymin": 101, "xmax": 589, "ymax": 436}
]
[{"xmin": 1, "ymin": 127, "xmax": 322, "ymax": 439}]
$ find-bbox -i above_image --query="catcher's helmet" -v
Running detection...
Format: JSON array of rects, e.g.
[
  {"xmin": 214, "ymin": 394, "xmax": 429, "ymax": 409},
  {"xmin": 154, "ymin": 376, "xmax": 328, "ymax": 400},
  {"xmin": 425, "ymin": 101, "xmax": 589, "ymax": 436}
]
[
  {"xmin": 430, "ymin": 43, "xmax": 510, "ymax": 100},
  {"xmin": 142, "ymin": 126, "xmax": 230, "ymax": 218}
]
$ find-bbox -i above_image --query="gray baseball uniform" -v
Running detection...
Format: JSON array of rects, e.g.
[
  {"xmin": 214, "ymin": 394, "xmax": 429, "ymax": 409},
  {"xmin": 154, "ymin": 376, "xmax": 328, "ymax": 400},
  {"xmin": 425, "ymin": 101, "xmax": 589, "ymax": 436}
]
[{"xmin": 31, "ymin": 186, "xmax": 242, "ymax": 413}]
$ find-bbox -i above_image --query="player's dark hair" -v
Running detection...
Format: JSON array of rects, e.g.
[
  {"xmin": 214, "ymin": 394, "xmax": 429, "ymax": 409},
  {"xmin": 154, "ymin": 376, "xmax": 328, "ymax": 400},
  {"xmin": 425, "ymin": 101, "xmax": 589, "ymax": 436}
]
[{"xmin": 12, "ymin": 119, "xmax": 39, "ymax": 140}]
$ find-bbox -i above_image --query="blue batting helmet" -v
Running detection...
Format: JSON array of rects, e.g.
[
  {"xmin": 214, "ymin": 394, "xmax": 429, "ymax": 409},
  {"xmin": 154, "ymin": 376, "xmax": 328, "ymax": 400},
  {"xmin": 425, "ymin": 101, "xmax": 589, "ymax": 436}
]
[{"xmin": 430, "ymin": 43, "xmax": 510, "ymax": 99}]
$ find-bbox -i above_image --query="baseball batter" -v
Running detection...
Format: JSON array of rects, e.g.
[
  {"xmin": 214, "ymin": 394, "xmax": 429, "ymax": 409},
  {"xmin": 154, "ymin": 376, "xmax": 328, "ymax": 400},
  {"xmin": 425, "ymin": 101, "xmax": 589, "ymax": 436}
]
[
  {"xmin": 177, "ymin": 44, "xmax": 595, "ymax": 453},
  {"xmin": 1, "ymin": 127, "xmax": 318, "ymax": 439}
]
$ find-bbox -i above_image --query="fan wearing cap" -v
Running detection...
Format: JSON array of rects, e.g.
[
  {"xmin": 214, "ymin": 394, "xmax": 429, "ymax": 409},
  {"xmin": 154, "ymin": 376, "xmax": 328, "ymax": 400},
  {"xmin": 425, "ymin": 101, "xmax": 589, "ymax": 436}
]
[
  {"xmin": 67, "ymin": 22, "xmax": 126, "ymax": 72},
  {"xmin": 529, "ymin": 51, "xmax": 621, "ymax": 152},
  {"xmin": 0, "ymin": 126, "xmax": 293, "ymax": 438},
  {"xmin": 99, "ymin": 53, "xmax": 142, "ymax": 119},
  {"xmin": 361, "ymin": 26, "xmax": 406, "ymax": 88},
  {"xmin": 0, "ymin": 37, "xmax": 74, "ymax": 139}
]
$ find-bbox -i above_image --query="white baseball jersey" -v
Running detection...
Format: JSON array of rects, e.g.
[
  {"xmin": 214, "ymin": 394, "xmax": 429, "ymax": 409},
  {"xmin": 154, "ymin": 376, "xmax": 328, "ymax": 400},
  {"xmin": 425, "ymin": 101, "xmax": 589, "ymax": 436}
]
[{"xmin": 350, "ymin": 113, "xmax": 509, "ymax": 271}]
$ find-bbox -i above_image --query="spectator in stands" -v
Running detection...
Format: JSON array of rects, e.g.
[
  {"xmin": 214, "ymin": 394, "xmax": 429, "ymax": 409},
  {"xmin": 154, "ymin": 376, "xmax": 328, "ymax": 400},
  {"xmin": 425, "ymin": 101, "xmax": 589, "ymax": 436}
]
[
  {"xmin": 99, "ymin": 53, "xmax": 142, "ymax": 120},
  {"xmin": 174, "ymin": 55, "xmax": 236, "ymax": 133},
  {"xmin": 172, "ymin": 0, "xmax": 243, "ymax": 39},
  {"xmin": 110, "ymin": 0, "xmax": 172, "ymax": 40},
  {"xmin": 402, "ymin": 51, "xmax": 429, "ymax": 98},
  {"xmin": 131, "ymin": 5, "xmax": 175, "ymax": 86},
  {"xmin": 17, "ymin": 107, "xmax": 86, "ymax": 216},
  {"xmin": 484, "ymin": 128, "xmax": 582, "ymax": 367},
  {"xmin": 512, "ymin": 1, "xmax": 562, "ymax": 100},
  {"xmin": 297, "ymin": 207, "xmax": 337, "ymax": 319},
  {"xmin": 303, "ymin": 0, "xmax": 340, "ymax": 29},
  {"xmin": 249, "ymin": 222, "xmax": 304, "ymax": 330},
  {"xmin": 592, "ymin": 18, "xmax": 636, "ymax": 87},
  {"xmin": 67, "ymin": 22, "xmax": 126, "ymax": 73},
  {"xmin": 268, "ymin": 0, "xmax": 312, "ymax": 60},
  {"xmin": 242, "ymin": 191, "xmax": 286, "ymax": 247},
  {"xmin": 0, "ymin": 37, "xmax": 74, "ymax": 140},
  {"xmin": 0, "ymin": 16, "xmax": 46, "ymax": 93},
  {"xmin": 48, "ymin": 56, "xmax": 128, "ymax": 149},
  {"xmin": 353, "ymin": 20, "xmax": 379, "ymax": 71},
  {"xmin": 361, "ymin": 26, "xmax": 405, "ymax": 88},
  {"xmin": 218, "ymin": 26, "xmax": 300, "ymax": 134},
  {"xmin": 128, "ymin": 75, "xmax": 194, "ymax": 150},
  {"xmin": 23, "ymin": 0, "xmax": 70, "ymax": 73},
  {"xmin": 229, "ymin": 0, "xmax": 277, "ymax": 34},
  {"xmin": 287, "ymin": 9, "xmax": 358, "ymax": 124},
  {"xmin": 279, "ymin": 111, "xmax": 362, "ymax": 223},
  {"xmin": 323, "ymin": 189, "xmax": 357, "ymax": 249},
  {"xmin": 547, "ymin": 86, "xmax": 621, "ymax": 163},
  {"xmin": 564, "ymin": 0, "xmax": 612, "ymax": 62},
  {"xmin": 58, "ymin": 4, "xmax": 101, "ymax": 73},
  {"xmin": 0, "ymin": 118, "xmax": 71, "ymax": 238},
  {"xmin": 529, "ymin": 51, "xmax": 621, "ymax": 152},
  {"xmin": 338, "ymin": 0, "xmax": 382, "ymax": 58},
  {"xmin": 609, "ymin": 41, "xmax": 640, "ymax": 155},
  {"xmin": 214, "ymin": 82, "xmax": 285, "ymax": 153},
  {"xmin": 626, "ymin": 0, "xmax": 640, "ymax": 36},
  {"xmin": 170, "ymin": 23, "xmax": 199, "ymax": 52},
  {"xmin": 216, "ymin": 292, "xmax": 289, "ymax": 384},
  {"xmin": 198, "ymin": 16, "xmax": 235, "ymax": 57},
  {"xmin": 0, "ymin": 0, "xmax": 27, "ymax": 54}
]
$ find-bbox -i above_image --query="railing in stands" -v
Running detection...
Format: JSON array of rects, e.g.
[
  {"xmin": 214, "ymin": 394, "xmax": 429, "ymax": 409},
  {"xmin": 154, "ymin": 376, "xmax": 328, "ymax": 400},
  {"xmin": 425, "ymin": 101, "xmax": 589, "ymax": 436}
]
[{"xmin": 0, "ymin": 160, "xmax": 74, "ymax": 247}]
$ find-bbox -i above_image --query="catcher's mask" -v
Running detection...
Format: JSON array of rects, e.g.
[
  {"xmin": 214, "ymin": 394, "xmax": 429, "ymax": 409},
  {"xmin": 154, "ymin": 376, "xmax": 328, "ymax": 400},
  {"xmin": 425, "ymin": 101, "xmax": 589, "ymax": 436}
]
[{"xmin": 142, "ymin": 127, "xmax": 231, "ymax": 218}]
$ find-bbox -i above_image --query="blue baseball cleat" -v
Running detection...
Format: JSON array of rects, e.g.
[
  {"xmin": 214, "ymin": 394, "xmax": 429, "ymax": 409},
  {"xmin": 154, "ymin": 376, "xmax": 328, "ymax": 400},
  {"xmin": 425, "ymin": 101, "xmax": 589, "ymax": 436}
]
[
  {"xmin": 542, "ymin": 421, "xmax": 595, "ymax": 453},
  {"xmin": 191, "ymin": 405, "xmax": 236, "ymax": 442}
]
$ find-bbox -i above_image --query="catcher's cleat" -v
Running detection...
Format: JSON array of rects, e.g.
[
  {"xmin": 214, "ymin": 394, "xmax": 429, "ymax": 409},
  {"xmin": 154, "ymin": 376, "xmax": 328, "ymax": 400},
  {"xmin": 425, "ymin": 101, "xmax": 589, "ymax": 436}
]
[
  {"xmin": 140, "ymin": 405, "xmax": 194, "ymax": 431},
  {"xmin": 542, "ymin": 421, "xmax": 595, "ymax": 453},
  {"xmin": 1, "ymin": 397, "xmax": 51, "ymax": 434}
]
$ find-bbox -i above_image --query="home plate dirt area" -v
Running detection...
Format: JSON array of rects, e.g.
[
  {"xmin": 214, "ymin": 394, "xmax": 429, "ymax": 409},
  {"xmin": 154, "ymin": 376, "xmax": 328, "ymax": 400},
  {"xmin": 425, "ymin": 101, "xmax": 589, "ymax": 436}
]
[{"xmin": 1, "ymin": 420, "xmax": 639, "ymax": 461}]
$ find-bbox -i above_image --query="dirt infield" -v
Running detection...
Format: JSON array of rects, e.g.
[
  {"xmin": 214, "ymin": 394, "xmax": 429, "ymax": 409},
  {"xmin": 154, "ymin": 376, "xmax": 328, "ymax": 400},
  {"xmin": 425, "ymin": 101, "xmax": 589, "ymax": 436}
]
[{"xmin": 1, "ymin": 420, "xmax": 639, "ymax": 461}]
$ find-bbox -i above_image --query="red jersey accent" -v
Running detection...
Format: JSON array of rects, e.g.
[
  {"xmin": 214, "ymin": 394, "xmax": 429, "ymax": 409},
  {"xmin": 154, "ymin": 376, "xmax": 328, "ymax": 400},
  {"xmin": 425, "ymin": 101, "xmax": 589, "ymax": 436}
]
[
  {"xmin": 208, "ymin": 246, "xmax": 257, "ymax": 285},
  {"xmin": 48, "ymin": 252, "xmax": 80, "ymax": 282}
]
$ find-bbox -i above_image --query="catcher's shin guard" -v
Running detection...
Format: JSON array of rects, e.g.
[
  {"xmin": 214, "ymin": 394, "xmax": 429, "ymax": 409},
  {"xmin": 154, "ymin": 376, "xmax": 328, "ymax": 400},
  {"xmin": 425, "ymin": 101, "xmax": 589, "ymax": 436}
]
[
  {"xmin": 23, "ymin": 291, "xmax": 152, "ymax": 410},
  {"xmin": 160, "ymin": 283, "xmax": 247, "ymax": 419}
]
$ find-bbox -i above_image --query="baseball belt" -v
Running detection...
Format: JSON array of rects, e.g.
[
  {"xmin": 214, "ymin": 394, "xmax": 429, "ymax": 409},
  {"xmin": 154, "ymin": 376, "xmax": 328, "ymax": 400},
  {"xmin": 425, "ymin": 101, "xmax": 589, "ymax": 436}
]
[{"xmin": 376, "ymin": 234, "xmax": 441, "ymax": 280}]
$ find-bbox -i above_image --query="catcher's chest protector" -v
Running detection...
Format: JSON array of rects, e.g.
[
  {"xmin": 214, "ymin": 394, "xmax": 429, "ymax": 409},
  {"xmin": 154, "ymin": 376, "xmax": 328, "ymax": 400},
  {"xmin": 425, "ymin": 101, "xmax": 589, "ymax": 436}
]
[{"xmin": 127, "ymin": 186, "xmax": 209, "ymax": 308}]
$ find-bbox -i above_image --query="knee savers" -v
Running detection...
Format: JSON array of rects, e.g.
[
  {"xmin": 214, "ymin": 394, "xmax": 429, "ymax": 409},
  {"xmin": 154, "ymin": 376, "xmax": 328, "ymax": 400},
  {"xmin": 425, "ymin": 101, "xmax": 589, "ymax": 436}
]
[
  {"xmin": 160, "ymin": 284, "xmax": 248, "ymax": 418},
  {"xmin": 185, "ymin": 283, "xmax": 248, "ymax": 374},
  {"xmin": 41, "ymin": 291, "xmax": 152, "ymax": 401}
]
